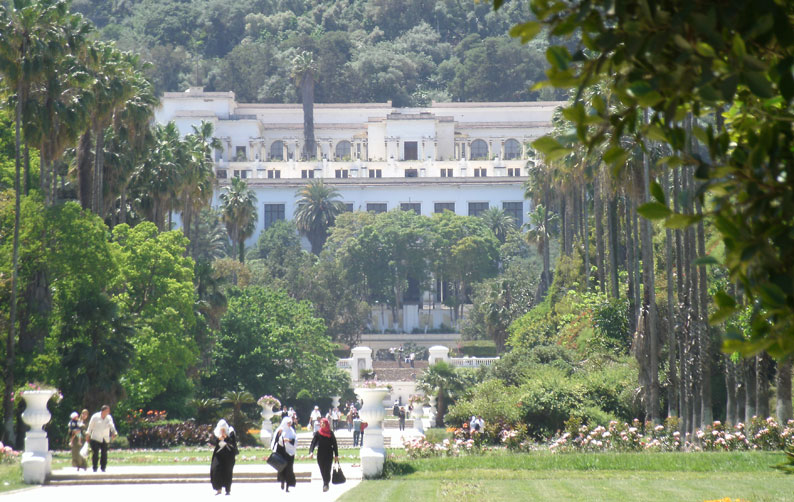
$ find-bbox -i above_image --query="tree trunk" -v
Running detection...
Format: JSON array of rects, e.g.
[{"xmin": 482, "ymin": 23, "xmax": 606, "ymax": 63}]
[
  {"xmin": 607, "ymin": 196, "xmax": 620, "ymax": 299},
  {"xmin": 93, "ymin": 125, "xmax": 105, "ymax": 217},
  {"xmin": 641, "ymin": 125, "xmax": 660, "ymax": 423},
  {"xmin": 594, "ymin": 177, "xmax": 606, "ymax": 294},
  {"xmin": 301, "ymin": 73, "xmax": 315, "ymax": 160},
  {"xmin": 745, "ymin": 357, "xmax": 757, "ymax": 423},
  {"xmin": 625, "ymin": 196, "xmax": 637, "ymax": 334},
  {"xmin": 725, "ymin": 356, "xmax": 736, "ymax": 425},
  {"xmin": 583, "ymin": 183, "xmax": 590, "ymax": 290},
  {"xmin": 665, "ymin": 171, "xmax": 678, "ymax": 417},
  {"xmin": 78, "ymin": 130, "xmax": 93, "ymax": 210},
  {"xmin": 735, "ymin": 359, "xmax": 746, "ymax": 425},
  {"xmin": 756, "ymin": 354, "xmax": 771, "ymax": 419},
  {"xmin": 560, "ymin": 193, "xmax": 568, "ymax": 256},
  {"xmin": 776, "ymin": 358, "xmax": 793, "ymax": 423},
  {"xmin": 23, "ymin": 143, "xmax": 30, "ymax": 196},
  {"xmin": 696, "ymin": 196, "xmax": 712, "ymax": 427}
]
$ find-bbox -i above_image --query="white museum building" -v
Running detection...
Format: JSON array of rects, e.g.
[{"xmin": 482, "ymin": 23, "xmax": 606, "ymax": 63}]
[{"xmin": 155, "ymin": 87, "xmax": 564, "ymax": 245}]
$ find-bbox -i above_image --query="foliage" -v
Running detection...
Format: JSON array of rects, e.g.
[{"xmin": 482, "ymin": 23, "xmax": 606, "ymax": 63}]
[
  {"xmin": 502, "ymin": 0, "xmax": 794, "ymax": 356},
  {"xmin": 207, "ymin": 286, "xmax": 349, "ymax": 402},
  {"xmin": 126, "ymin": 419, "xmax": 212, "ymax": 448}
]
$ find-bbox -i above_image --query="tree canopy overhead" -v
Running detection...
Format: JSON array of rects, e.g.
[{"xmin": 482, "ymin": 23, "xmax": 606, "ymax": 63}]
[{"xmin": 503, "ymin": 0, "xmax": 794, "ymax": 357}]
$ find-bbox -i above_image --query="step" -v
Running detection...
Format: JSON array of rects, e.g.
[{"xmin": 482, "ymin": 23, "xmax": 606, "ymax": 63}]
[{"xmin": 48, "ymin": 471, "xmax": 311, "ymax": 486}]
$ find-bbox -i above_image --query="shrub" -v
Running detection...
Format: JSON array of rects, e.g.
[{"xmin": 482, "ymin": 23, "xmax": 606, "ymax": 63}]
[
  {"xmin": 446, "ymin": 380, "xmax": 523, "ymax": 427},
  {"xmin": 517, "ymin": 367, "xmax": 585, "ymax": 438},
  {"xmin": 127, "ymin": 420, "xmax": 213, "ymax": 448}
]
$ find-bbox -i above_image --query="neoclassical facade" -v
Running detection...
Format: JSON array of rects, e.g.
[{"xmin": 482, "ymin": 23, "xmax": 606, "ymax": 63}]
[{"xmin": 156, "ymin": 87, "xmax": 563, "ymax": 243}]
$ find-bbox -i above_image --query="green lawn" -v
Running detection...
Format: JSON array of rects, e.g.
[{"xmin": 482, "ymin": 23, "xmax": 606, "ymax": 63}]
[{"xmin": 339, "ymin": 451, "xmax": 794, "ymax": 502}]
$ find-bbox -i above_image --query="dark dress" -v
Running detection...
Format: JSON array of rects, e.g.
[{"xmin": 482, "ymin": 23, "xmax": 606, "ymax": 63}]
[
  {"xmin": 210, "ymin": 431, "xmax": 238, "ymax": 494},
  {"xmin": 273, "ymin": 430, "xmax": 296, "ymax": 489},
  {"xmin": 309, "ymin": 431, "xmax": 339, "ymax": 487}
]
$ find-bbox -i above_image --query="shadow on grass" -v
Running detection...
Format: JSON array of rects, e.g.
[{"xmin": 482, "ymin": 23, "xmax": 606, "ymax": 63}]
[{"xmin": 382, "ymin": 458, "xmax": 416, "ymax": 478}]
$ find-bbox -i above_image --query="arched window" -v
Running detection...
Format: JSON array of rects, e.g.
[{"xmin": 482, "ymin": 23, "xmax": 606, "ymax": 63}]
[
  {"xmin": 270, "ymin": 141, "xmax": 284, "ymax": 161},
  {"xmin": 335, "ymin": 140, "xmax": 352, "ymax": 159},
  {"xmin": 504, "ymin": 139, "xmax": 521, "ymax": 160},
  {"xmin": 470, "ymin": 139, "xmax": 488, "ymax": 160}
]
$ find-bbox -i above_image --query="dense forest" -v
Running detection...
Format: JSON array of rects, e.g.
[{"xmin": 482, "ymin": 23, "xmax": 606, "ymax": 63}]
[{"xmin": 71, "ymin": 0, "xmax": 566, "ymax": 104}]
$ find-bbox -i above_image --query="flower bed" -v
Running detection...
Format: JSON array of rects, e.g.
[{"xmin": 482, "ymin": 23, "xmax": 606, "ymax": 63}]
[
  {"xmin": 126, "ymin": 420, "xmax": 213, "ymax": 448},
  {"xmin": 0, "ymin": 442, "xmax": 19, "ymax": 464}
]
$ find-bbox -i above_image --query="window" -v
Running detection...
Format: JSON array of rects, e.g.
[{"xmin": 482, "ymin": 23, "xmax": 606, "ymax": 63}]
[
  {"xmin": 507, "ymin": 167, "xmax": 522, "ymax": 177},
  {"xmin": 400, "ymin": 202, "xmax": 421, "ymax": 215},
  {"xmin": 335, "ymin": 169, "xmax": 348, "ymax": 178},
  {"xmin": 503, "ymin": 202, "xmax": 523, "ymax": 227},
  {"xmin": 440, "ymin": 168, "xmax": 453, "ymax": 177},
  {"xmin": 267, "ymin": 170, "xmax": 281, "ymax": 179},
  {"xmin": 235, "ymin": 146, "xmax": 247, "ymax": 161},
  {"xmin": 404, "ymin": 141, "xmax": 418, "ymax": 160},
  {"xmin": 233, "ymin": 170, "xmax": 250, "ymax": 179},
  {"xmin": 301, "ymin": 169, "xmax": 315, "ymax": 178},
  {"xmin": 504, "ymin": 139, "xmax": 521, "ymax": 160},
  {"xmin": 405, "ymin": 169, "xmax": 418, "ymax": 178},
  {"xmin": 264, "ymin": 204, "xmax": 285, "ymax": 229},
  {"xmin": 367, "ymin": 203, "xmax": 387, "ymax": 213},
  {"xmin": 474, "ymin": 168, "xmax": 487, "ymax": 177},
  {"xmin": 216, "ymin": 170, "xmax": 227, "ymax": 179},
  {"xmin": 270, "ymin": 141, "xmax": 284, "ymax": 161},
  {"xmin": 468, "ymin": 202, "xmax": 489, "ymax": 217},
  {"xmin": 344, "ymin": 203, "xmax": 354, "ymax": 212},
  {"xmin": 335, "ymin": 141, "xmax": 352, "ymax": 159},
  {"xmin": 434, "ymin": 202, "xmax": 455, "ymax": 214},
  {"xmin": 470, "ymin": 139, "xmax": 488, "ymax": 160},
  {"xmin": 369, "ymin": 169, "xmax": 382, "ymax": 178}
]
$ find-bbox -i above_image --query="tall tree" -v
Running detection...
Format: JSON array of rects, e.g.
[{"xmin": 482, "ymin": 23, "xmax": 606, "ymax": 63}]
[
  {"xmin": 291, "ymin": 51, "xmax": 316, "ymax": 160},
  {"xmin": 219, "ymin": 176, "xmax": 257, "ymax": 262},
  {"xmin": 480, "ymin": 206, "xmax": 515, "ymax": 244},
  {"xmin": 294, "ymin": 179, "xmax": 345, "ymax": 255}
]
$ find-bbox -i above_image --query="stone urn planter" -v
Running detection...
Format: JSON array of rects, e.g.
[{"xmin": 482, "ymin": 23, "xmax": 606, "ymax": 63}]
[
  {"xmin": 257, "ymin": 396, "xmax": 280, "ymax": 444},
  {"xmin": 354, "ymin": 386, "xmax": 389, "ymax": 478},
  {"xmin": 410, "ymin": 402, "xmax": 425, "ymax": 434},
  {"xmin": 20, "ymin": 390, "xmax": 56, "ymax": 484}
]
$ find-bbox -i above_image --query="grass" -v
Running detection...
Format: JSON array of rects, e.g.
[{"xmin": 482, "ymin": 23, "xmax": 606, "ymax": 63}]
[{"xmin": 338, "ymin": 450, "xmax": 794, "ymax": 502}]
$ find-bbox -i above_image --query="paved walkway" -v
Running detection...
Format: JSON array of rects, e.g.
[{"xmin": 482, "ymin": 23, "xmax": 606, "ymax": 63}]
[{"xmin": 1, "ymin": 462, "xmax": 362, "ymax": 501}]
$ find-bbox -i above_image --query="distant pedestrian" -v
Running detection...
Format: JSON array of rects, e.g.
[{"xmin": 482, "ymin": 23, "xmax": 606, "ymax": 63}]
[
  {"xmin": 272, "ymin": 416, "xmax": 297, "ymax": 492},
  {"xmin": 310, "ymin": 405, "xmax": 322, "ymax": 432},
  {"xmin": 331, "ymin": 407, "xmax": 340, "ymax": 430},
  {"xmin": 210, "ymin": 419, "xmax": 239, "ymax": 496},
  {"xmin": 346, "ymin": 408, "xmax": 354, "ymax": 432},
  {"xmin": 309, "ymin": 418, "xmax": 339, "ymax": 492},
  {"xmin": 409, "ymin": 352, "xmax": 415, "ymax": 368},
  {"xmin": 281, "ymin": 406, "xmax": 288, "ymax": 419},
  {"xmin": 86, "ymin": 405, "xmax": 117, "ymax": 473},
  {"xmin": 399, "ymin": 407, "xmax": 406, "ymax": 431},
  {"xmin": 352, "ymin": 414, "xmax": 362, "ymax": 447},
  {"xmin": 393, "ymin": 400, "xmax": 400, "ymax": 417},
  {"xmin": 68, "ymin": 411, "xmax": 87, "ymax": 471}
]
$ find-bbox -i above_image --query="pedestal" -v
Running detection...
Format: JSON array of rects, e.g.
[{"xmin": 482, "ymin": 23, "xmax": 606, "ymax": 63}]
[
  {"xmin": 355, "ymin": 387, "xmax": 389, "ymax": 479},
  {"xmin": 410, "ymin": 405, "xmax": 425, "ymax": 434},
  {"xmin": 259, "ymin": 407, "xmax": 275, "ymax": 445},
  {"xmin": 20, "ymin": 390, "xmax": 55, "ymax": 484}
]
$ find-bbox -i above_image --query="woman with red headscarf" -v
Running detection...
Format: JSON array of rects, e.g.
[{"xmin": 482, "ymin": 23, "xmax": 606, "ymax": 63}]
[{"xmin": 308, "ymin": 417, "xmax": 339, "ymax": 492}]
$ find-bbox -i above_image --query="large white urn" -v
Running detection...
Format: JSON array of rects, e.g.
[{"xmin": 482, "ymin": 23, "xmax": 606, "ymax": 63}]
[
  {"xmin": 259, "ymin": 404, "xmax": 276, "ymax": 444},
  {"xmin": 354, "ymin": 386, "xmax": 389, "ymax": 478},
  {"xmin": 20, "ymin": 390, "xmax": 55, "ymax": 484},
  {"xmin": 410, "ymin": 403, "xmax": 425, "ymax": 434}
]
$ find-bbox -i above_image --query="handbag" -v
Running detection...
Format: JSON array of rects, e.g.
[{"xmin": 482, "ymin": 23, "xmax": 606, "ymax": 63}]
[
  {"xmin": 79, "ymin": 440, "xmax": 90, "ymax": 459},
  {"xmin": 266, "ymin": 451, "xmax": 288, "ymax": 473},
  {"xmin": 331, "ymin": 461, "xmax": 346, "ymax": 485}
]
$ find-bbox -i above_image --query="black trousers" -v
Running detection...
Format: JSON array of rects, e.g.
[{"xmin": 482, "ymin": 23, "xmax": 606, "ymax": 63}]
[{"xmin": 90, "ymin": 439, "xmax": 108, "ymax": 471}]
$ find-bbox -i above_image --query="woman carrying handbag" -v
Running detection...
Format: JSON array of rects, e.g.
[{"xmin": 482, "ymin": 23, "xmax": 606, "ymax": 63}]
[
  {"xmin": 308, "ymin": 418, "xmax": 339, "ymax": 492},
  {"xmin": 271, "ymin": 416, "xmax": 297, "ymax": 492}
]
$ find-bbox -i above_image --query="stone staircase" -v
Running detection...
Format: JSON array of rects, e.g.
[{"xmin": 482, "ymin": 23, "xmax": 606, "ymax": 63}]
[
  {"xmin": 371, "ymin": 360, "xmax": 428, "ymax": 381},
  {"xmin": 295, "ymin": 434, "xmax": 393, "ymax": 449}
]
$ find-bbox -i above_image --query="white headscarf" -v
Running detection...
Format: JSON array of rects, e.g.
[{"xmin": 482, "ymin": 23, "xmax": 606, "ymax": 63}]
[
  {"xmin": 214, "ymin": 419, "xmax": 234, "ymax": 439},
  {"xmin": 277, "ymin": 416, "xmax": 296, "ymax": 441}
]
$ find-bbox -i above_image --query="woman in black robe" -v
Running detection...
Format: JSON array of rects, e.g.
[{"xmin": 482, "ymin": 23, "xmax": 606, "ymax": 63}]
[
  {"xmin": 210, "ymin": 419, "xmax": 239, "ymax": 495},
  {"xmin": 309, "ymin": 417, "xmax": 339, "ymax": 492},
  {"xmin": 272, "ymin": 416, "xmax": 297, "ymax": 492}
]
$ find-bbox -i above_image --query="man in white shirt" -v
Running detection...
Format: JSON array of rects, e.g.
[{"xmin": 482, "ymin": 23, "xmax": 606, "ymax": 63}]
[
  {"xmin": 86, "ymin": 405, "xmax": 117, "ymax": 472},
  {"xmin": 310, "ymin": 406, "xmax": 321, "ymax": 431}
]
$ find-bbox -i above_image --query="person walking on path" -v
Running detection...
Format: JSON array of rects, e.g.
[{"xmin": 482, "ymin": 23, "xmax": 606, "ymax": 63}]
[
  {"xmin": 352, "ymin": 413, "xmax": 361, "ymax": 447},
  {"xmin": 409, "ymin": 352, "xmax": 415, "ymax": 368},
  {"xmin": 309, "ymin": 418, "xmax": 339, "ymax": 492},
  {"xmin": 210, "ymin": 419, "xmax": 239, "ymax": 496},
  {"xmin": 398, "ymin": 407, "xmax": 406, "ymax": 431},
  {"xmin": 86, "ymin": 405, "xmax": 117, "ymax": 472},
  {"xmin": 68, "ymin": 411, "xmax": 87, "ymax": 471},
  {"xmin": 346, "ymin": 408, "xmax": 354, "ymax": 432},
  {"xmin": 272, "ymin": 416, "xmax": 297, "ymax": 492},
  {"xmin": 310, "ymin": 405, "xmax": 322, "ymax": 432}
]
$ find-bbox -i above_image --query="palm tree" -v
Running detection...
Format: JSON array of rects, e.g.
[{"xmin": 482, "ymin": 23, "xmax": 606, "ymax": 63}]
[
  {"xmin": 221, "ymin": 390, "xmax": 255, "ymax": 445},
  {"xmin": 417, "ymin": 361, "xmax": 465, "ymax": 428},
  {"xmin": 294, "ymin": 179, "xmax": 345, "ymax": 255},
  {"xmin": 291, "ymin": 51, "xmax": 317, "ymax": 160},
  {"xmin": 524, "ymin": 204, "xmax": 557, "ymax": 299},
  {"xmin": 220, "ymin": 177, "xmax": 258, "ymax": 262},
  {"xmin": 180, "ymin": 120, "xmax": 221, "ymax": 255},
  {"xmin": 479, "ymin": 207, "xmax": 515, "ymax": 244}
]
